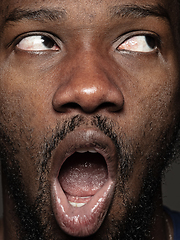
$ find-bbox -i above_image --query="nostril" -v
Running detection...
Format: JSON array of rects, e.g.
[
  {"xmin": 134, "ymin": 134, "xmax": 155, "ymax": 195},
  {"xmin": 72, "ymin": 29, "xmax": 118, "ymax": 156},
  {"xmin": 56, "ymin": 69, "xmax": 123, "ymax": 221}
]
[
  {"xmin": 55, "ymin": 101, "xmax": 123, "ymax": 114},
  {"xmin": 98, "ymin": 102, "xmax": 123, "ymax": 112},
  {"xmin": 54, "ymin": 102, "xmax": 81, "ymax": 113},
  {"xmin": 64, "ymin": 102, "xmax": 81, "ymax": 110}
]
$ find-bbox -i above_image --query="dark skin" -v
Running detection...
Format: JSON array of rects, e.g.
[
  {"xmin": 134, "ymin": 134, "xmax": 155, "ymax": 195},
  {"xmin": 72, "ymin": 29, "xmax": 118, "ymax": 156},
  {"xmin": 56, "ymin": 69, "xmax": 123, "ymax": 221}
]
[{"xmin": 0, "ymin": 0, "xmax": 180, "ymax": 239}]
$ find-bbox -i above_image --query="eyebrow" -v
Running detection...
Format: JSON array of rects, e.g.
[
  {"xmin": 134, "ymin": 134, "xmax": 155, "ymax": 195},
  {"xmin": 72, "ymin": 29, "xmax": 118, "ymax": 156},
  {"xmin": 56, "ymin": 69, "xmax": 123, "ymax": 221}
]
[
  {"xmin": 4, "ymin": 8, "xmax": 67, "ymax": 25},
  {"xmin": 3, "ymin": 3, "xmax": 169, "ymax": 28},
  {"xmin": 109, "ymin": 4, "xmax": 170, "ymax": 20}
]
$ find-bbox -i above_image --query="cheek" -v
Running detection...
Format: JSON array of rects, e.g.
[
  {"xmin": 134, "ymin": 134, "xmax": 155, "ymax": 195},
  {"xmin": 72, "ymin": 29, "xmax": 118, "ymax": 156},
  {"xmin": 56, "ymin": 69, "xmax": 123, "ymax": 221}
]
[
  {"xmin": 105, "ymin": 56, "xmax": 180, "ymax": 218},
  {"xmin": 0, "ymin": 71, "xmax": 51, "ymax": 202},
  {"xmin": 0, "ymin": 63, "xmax": 53, "ymax": 132},
  {"xmin": 117, "ymin": 51, "xmax": 180, "ymax": 138}
]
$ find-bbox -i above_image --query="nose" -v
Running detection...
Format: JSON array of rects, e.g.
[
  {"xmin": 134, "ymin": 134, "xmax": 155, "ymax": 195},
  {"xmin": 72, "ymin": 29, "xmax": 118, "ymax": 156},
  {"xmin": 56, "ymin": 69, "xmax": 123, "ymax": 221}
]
[{"xmin": 52, "ymin": 54, "xmax": 124, "ymax": 114}]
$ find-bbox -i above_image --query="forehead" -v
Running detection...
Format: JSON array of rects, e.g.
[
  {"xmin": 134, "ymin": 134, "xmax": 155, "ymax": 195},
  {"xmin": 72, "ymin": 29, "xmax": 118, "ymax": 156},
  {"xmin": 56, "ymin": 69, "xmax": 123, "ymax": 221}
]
[
  {"xmin": 0, "ymin": 0, "xmax": 174, "ymax": 8},
  {"xmin": 0, "ymin": 0, "xmax": 178, "ymax": 23}
]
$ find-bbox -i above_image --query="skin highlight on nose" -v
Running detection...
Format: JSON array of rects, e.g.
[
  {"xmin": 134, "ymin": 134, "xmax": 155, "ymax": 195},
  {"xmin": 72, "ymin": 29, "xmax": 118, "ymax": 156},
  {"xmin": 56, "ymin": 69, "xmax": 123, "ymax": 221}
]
[{"xmin": 81, "ymin": 86, "xmax": 97, "ymax": 95}]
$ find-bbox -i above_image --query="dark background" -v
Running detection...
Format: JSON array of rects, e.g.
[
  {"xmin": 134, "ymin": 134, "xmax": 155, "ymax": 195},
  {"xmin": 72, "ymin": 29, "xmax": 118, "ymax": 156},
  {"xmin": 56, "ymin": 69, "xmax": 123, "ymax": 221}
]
[{"xmin": 0, "ymin": 161, "xmax": 180, "ymax": 217}]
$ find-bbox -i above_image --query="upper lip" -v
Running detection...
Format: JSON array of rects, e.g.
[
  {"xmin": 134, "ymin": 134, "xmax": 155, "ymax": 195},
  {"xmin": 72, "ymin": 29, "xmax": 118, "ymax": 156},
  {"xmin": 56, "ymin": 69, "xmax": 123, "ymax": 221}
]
[{"xmin": 50, "ymin": 127, "xmax": 118, "ymax": 237}]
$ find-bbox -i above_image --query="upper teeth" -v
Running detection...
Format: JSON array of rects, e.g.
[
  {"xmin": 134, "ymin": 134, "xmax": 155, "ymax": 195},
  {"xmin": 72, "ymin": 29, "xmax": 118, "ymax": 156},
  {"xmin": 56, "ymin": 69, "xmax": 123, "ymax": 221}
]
[{"xmin": 76, "ymin": 148, "xmax": 97, "ymax": 153}]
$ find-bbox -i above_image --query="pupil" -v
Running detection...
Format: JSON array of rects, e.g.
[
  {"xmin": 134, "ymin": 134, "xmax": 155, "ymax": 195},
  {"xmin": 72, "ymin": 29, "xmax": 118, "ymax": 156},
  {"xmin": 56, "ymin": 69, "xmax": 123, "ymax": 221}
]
[
  {"xmin": 41, "ymin": 36, "xmax": 54, "ymax": 48},
  {"xmin": 146, "ymin": 36, "xmax": 156, "ymax": 49}
]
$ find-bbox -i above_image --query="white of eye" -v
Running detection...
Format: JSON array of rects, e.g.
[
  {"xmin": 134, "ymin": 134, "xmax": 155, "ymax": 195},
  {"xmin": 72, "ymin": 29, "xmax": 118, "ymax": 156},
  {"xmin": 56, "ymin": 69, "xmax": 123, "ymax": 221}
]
[
  {"xmin": 117, "ymin": 35, "xmax": 157, "ymax": 53},
  {"xmin": 17, "ymin": 35, "xmax": 59, "ymax": 51}
]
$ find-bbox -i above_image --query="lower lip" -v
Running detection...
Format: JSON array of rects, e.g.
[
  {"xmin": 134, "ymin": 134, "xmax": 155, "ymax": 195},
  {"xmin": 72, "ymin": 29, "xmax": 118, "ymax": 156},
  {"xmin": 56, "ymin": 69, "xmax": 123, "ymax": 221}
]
[
  {"xmin": 51, "ymin": 176, "xmax": 115, "ymax": 237},
  {"xmin": 50, "ymin": 128, "xmax": 117, "ymax": 236}
]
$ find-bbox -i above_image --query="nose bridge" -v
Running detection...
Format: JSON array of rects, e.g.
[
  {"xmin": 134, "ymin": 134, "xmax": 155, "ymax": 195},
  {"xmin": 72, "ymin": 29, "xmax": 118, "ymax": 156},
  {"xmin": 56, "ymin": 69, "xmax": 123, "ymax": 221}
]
[
  {"xmin": 71, "ymin": 55, "xmax": 111, "ymax": 95},
  {"xmin": 52, "ymin": 50, "xmax": 124, "ymax": 113}
]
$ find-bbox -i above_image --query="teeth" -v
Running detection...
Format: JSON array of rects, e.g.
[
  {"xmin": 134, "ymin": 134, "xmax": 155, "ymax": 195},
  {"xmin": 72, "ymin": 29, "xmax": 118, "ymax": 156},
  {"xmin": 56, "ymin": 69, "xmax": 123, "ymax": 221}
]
[
  {"xmin": 76, "ymin": 148, "xmax": 97, "ymax": 153},
  {"xmin": 69, "ymin": 201, "xmax": 86, "ymax": 207},
  {"xmin": 76, "ymin": 149, "xmax": 87, "ymax": 153},
  {"xmin": 89, "ymin": 149, "xmax": 97, "ymax": 153}
]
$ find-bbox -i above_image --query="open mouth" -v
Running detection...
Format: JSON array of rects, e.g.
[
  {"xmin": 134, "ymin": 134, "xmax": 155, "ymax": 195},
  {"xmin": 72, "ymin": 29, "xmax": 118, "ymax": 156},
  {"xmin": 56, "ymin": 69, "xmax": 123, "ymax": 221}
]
[
  {"xmin": 51, "ymin": 129, "xmax": 117, "ymax": 237},
  {"xmin": 59, "ymin": 149, "xmax": 108, "ymax": 208}
]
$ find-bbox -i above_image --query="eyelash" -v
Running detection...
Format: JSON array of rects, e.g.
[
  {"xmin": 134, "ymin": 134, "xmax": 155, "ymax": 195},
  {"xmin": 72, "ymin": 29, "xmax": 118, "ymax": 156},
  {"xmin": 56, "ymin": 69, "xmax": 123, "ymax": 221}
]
[
  {"xmin": 115, "ymin": 32, "xmax": 160, "ymax": 53},
  {"xmin": 10, "ymin": 32, "xmax": 60, "ymax": 50}
]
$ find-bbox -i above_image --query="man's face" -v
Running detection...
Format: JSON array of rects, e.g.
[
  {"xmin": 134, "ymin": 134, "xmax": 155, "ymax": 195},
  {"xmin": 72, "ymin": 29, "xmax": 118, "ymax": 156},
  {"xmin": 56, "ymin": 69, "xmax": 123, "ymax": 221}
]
[{"xmin": 0, "ymin": 0, "xmax": 180, "ymax": 239}]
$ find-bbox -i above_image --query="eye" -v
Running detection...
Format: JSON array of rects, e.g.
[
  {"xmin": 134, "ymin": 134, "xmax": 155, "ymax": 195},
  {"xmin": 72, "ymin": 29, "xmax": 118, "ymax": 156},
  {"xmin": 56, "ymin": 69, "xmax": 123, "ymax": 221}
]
[
  {"xmin": 117, "ymin": 35, "xmax": 158, "ymax": 53},
  {"xmin": 16, "ymin": 35, "xmax": 60, "ymax": 51}
]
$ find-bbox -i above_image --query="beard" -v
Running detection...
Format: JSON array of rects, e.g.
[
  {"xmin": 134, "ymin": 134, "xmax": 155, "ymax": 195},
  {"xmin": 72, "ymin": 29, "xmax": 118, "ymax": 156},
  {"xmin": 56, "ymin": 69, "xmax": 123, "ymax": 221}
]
[{"xmin": 1, "ymin": 114, "xmax": 180, "ymax": 240}]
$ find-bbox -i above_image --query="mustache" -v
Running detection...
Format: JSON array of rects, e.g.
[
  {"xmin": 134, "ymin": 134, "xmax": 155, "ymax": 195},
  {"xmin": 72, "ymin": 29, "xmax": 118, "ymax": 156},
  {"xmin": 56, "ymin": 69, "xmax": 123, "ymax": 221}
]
[{"xmin": 43, "ymin": 114, "xmax": 121, "ymax": 161}]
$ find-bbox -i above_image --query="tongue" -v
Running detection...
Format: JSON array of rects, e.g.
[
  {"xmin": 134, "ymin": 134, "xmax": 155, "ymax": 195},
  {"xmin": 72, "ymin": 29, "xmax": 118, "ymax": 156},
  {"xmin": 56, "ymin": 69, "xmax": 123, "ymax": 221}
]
[{"xmin": 59, "ymin": 152, "xmax": 108, "ymax": 197}]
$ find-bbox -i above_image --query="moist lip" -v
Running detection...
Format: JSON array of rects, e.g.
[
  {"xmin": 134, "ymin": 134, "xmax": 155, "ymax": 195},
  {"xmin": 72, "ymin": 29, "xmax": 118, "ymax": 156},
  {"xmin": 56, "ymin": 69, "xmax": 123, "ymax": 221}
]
[{"xmin": 51, "ymin": 128, "xmax": 118, "ymax": 237}]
